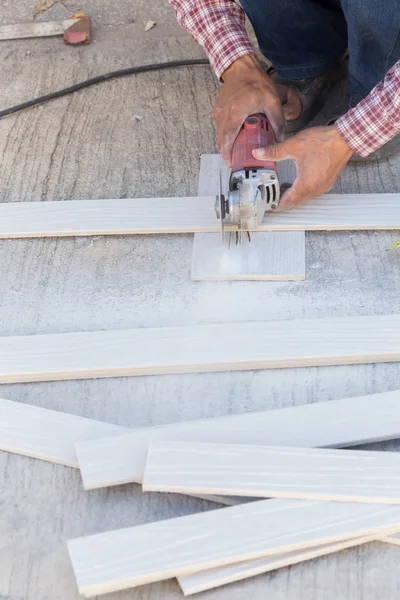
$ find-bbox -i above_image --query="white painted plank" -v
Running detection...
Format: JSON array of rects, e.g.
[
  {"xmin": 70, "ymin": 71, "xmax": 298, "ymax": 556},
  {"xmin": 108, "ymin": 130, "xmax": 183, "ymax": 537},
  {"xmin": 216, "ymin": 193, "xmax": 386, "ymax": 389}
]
[
  {"xmin": 1, "ymin": 193, "xmax": 400, "ymax": 238},
  {"xmin": 191, "ymin": 231, "xmax": 305, "ymax": 281},
  {"xmin": 143, "ymin": 441, "xmax": 400, "ymax": 504},
  {"xmin": 2, "ymin": 314, "xmax": 400, "ymax": 384},
  {"xmin": 0, "ymin": 19, "xmax": 80, "ymax": 41},
  {"xmin": 67, "ymin": 499, "xmax": 400, "ymax": 596},
  {"xmin": 0, "ymin": 397, "xmax": 129, "ymax": 467},
  {"xmin": 178, "ymin": 536, "xmax": 375, "ymax": 596},
  {"xmin": 75, "ymin": 389, "xmax": 400, "ymax": 490}
]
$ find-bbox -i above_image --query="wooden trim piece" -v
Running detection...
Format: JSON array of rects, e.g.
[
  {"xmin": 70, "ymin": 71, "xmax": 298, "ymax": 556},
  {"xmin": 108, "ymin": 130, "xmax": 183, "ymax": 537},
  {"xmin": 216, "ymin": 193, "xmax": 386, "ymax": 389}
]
[
  {"xmin": 75, "ymin": 389, "xmax": 400, "ymax": 490},
  {"xmin": 143, "ymin": 441, "xmax": 400, "ymax": 504},
  {"xmin": 178, "ymin": 536, "xmax": 375, "ymax": 596},
  {"xmin": 2, "ymin": 314, "xmax": 400, "ymax": 385},
  {"xmin": 67, "ymin": 499, "xmax": 400, "ymax": 596},
  {"xmin": 0, "ymin": 397, "xmax": 129, "ymax": 467},
  {"xmin": 0, "ymin": 185, "xmax": 400, "ymax": 240},
  {"xmin": 191, "ymin": 231, "xmax": 305, "ymax": 281}
]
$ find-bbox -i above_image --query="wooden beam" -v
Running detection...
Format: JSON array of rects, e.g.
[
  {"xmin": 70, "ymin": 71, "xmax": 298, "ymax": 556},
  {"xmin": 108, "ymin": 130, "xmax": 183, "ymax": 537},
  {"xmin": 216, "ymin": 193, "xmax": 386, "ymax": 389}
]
[
  {"xmin": 1, "ymin": 192, "xmax": 400, "ymax": 238},
  {"xmin": 67, "ymin": 499, "xmax": 400, "ymax": 596},
  {"xmin": 143, "ymin": 441, "xmax": 400, "ymax": 504},
  {"xmin": 178, "ymin": 536, "xmax": 376, "ymax": 596},
  {"xmin": 2, "ymin": 314, "xmax": 400, "ymax": 384},
  {"xmin": 75, "ymin": 389, "xmax": 400, "ymax": 490}
]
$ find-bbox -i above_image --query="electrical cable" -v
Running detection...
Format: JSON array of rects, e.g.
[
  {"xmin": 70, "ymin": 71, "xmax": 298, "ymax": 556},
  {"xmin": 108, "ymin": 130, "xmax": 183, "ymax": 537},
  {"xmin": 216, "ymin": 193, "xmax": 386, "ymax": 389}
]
[{"xmin": 0, "ymin": 58, "xmax": 210, "ymax": 120}]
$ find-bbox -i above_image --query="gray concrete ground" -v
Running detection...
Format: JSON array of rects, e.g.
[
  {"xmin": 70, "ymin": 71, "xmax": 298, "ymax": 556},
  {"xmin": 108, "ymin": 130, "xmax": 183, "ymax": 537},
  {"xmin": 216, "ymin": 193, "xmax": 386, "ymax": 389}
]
[{"xmin": 0, "ymin": 2, "xmax": 400, "ymax": 599}]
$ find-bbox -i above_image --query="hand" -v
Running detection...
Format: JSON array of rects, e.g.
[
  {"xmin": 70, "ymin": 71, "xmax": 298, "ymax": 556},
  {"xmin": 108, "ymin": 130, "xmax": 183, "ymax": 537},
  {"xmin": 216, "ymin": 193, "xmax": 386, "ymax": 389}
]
[
  {"xmin": 213, "ymin": 55, "xmax": 286, "ymax": 167},
  {"xmin": 253, "ymin": 125, "xmax": 354, "ymax": 210}
]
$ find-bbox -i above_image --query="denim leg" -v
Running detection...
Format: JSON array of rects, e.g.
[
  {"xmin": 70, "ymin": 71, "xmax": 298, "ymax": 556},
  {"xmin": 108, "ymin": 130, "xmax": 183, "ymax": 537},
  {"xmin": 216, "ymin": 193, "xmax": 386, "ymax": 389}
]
[
  {"xmin": 340, "ymin": 0, "xmax": 400, "ymax": 104},
  {"xmin": 239, "ymin": 0, "xmax": 348, "ymax": 79}
]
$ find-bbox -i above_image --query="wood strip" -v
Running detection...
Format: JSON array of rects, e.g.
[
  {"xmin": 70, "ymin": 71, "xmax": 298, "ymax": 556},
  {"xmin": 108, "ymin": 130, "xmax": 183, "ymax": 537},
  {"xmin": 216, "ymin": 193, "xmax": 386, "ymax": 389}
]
[
  {"xmin": 1, "ymin": 193, "xmax": 400, "ymax": 238},
  {"xmin": 178, "ymin": 536, "xmax": 376, "ymax": 596},
  {"xmin": 75, "ymin": 389, "xmax": 400, "ymax": 490},
  {"xmin": 191, "ymin": 231, "xmax": 305, "ymax": 281},
  {"xmin": 67, "ymin": 499, "xmax": 400, "ymax": 596},
  {"xmin": 2, "ymin": 314, "xmax": 400, "ymax": 384},
  {"xmin": 143, "ymin": 441, "xmax": 400, "ymax": 504},
  {"xmin": 0, "ymin": 19, "xmax": 80, "ymax": 41},
  {"xmin": 0, "ymin": 398, "xmax": 238, "ymax": 506},
  {"xmin": 0, "ymin": 398, "xmax": 129, "ymax": 467}
]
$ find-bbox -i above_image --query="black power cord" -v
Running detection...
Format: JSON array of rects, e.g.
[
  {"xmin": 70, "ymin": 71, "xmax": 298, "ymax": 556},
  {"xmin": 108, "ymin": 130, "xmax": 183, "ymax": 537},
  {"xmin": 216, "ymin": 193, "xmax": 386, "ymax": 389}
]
[{"xmin": 0, "ymin": 58, "xmax": 210, "ymax": 120}]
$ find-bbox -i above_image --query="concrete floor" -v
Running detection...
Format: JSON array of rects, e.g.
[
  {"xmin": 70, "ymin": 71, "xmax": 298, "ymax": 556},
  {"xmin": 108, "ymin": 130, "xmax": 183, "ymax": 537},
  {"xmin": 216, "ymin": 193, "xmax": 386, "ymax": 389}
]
[{"xmin": 1, "ymin": 2, "xmax": 400, "ymax": 600}]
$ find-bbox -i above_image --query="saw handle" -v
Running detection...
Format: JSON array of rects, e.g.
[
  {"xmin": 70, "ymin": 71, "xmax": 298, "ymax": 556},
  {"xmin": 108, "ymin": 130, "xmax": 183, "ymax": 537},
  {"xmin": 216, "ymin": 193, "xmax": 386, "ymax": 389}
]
[{"xmin": 231, "ymin": 114, "xmax": 276, "ymax": 173}]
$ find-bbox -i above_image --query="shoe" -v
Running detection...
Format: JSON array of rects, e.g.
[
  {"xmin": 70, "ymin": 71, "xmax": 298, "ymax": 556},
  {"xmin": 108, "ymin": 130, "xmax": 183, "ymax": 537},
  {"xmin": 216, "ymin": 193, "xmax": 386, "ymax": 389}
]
[{"xmin": 270, "ymin": 60, "xmax": 347, "ymax": 135}]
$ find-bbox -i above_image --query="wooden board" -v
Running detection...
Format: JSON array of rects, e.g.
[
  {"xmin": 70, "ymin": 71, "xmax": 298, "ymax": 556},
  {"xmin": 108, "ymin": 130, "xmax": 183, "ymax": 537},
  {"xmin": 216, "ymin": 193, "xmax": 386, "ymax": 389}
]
[
  {"xmin": 1, "ymin": 193, "xmax": 400, "ymax": 238},
  {"xmin": 0, "ymin": 397, "xmax": 129, "ymax": 467},
  {"xmin": 143, "ymin": 441, "xmax": 400, "ymax": 504},
  {"xmin": 67, "ymin": 499, "xmax": 400, "ymax": 597},
  {"xmin": 190, "ymin": 231, "xmax": 305, "ymax": 281},
  {"xmin": 0, "ymin": 398, "xmax": 237, "ymax": 506},
  {"xmin": 178, "ymin": 536, "xmax": 376, "ymax": 596},
  {"xmin": 2, "ymin": 314, "xmax": 400, "ymax": 384},
  {"xmin": 75, "ymin": 389, "xmax": 400, "ymax": 490},
  {"xmin": 0, "ymin": 19, "xmax": 80, "ymax": 41}
]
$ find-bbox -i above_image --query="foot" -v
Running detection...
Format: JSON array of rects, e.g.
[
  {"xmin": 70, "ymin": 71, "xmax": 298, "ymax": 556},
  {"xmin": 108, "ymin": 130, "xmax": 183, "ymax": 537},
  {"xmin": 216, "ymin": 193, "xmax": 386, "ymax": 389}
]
[{"xmin": 270, "ymin": 60, "xmax": 347, "ymax": 135}]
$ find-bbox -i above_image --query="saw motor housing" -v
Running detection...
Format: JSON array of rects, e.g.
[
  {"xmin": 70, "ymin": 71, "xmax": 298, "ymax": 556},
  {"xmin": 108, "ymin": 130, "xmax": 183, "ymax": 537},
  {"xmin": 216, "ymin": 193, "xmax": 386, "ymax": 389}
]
[{"xmin": 215, "ymin": 114, "xmax": 280, "ymax": 231}]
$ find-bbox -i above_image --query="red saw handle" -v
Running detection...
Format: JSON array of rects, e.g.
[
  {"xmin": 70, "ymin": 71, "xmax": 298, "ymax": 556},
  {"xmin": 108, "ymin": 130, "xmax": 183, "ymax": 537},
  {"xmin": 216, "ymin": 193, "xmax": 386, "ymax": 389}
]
[{"xmin": 231, "ymin": 113, "xmax": 276, "ymax": 173}]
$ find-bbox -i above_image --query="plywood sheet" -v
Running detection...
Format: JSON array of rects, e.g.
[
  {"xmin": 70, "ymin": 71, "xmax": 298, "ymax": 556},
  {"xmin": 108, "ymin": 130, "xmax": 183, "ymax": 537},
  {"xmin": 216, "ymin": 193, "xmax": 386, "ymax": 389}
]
[
  {"xmin": 75, "ymin": 389, "xmax": 400, "ymax": 490},
  {"xmin": 2, "ymin": 314, "xmax": 400, "ymax": 384},
  {"xmin": 67, "ymin": 499, "xmax": 400, "ymax": 597},
  {"xmin": 191, "ymin": 231, "xmax": 305, "ymax": 281},
  {"xmin": 143, "ymin": 441, "xmax": 400, "ymax": 504}
]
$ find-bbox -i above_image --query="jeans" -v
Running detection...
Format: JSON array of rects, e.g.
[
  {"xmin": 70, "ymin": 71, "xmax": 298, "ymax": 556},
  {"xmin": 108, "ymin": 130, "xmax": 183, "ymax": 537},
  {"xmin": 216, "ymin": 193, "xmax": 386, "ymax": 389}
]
[{"xmin": 239, "ymin": 0, "xmax": 400, "ymax": 104}]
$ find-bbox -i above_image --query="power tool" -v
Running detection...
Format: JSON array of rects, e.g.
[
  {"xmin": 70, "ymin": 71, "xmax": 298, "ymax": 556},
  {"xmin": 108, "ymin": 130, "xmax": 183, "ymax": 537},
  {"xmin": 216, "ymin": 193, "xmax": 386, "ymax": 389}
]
[{"xmin": 215, "ymin": 113, "xmax": 280, "ymax": 245}]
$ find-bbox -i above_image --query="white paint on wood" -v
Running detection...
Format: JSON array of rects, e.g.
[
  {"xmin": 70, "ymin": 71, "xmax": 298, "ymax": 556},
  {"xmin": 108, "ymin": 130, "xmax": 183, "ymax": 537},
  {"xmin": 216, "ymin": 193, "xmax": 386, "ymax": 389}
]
[
  {"xmin": 1, "ymin": 193, "xmax": 400, "ymax": 238},
  {"xmin": 0, "ymin": 19, "xmax": 80, "ymax": 41},
  {"xmin": 75, "ymin": 389, "xmax": 400, "ymax": 490},
  {"xmin": 2, "ymin": 314, "xmax": 400, "ymax": 384},
  {"xmin": 143, "ymin": 441, "xmax": 400, "ymax": 504},
  {"xmin": 67, "ymin": 499, "xmax": 400, "ymax": 597},
  {"xmin": 178, "ymin": 536, "xmax": 375, "ymax": 596},
  {"xmin": 191, "ymin": 231, "xmax": 305, "ymax": 281},
  {"xmin": 0, "ymin": 397, "xmax": 129, "ymax": 467}
]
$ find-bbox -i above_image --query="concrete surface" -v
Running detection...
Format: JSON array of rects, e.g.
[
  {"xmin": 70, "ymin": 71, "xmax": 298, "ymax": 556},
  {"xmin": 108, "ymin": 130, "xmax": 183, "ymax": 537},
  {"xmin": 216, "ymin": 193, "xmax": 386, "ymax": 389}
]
[{"xmin": 0, "ymin": 1, "xmax": 400, "ymax": 599}]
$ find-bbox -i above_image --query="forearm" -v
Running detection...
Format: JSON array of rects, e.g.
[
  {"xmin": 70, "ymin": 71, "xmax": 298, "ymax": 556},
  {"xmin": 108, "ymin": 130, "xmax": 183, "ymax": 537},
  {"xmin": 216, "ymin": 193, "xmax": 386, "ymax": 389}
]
[
  {"xmin": 336, "ymin": 60, "xmax": 400, "ymax": 157},
  {"xmin": 168, "ymin": 0, "xmax": 257, "ymax": 79}
]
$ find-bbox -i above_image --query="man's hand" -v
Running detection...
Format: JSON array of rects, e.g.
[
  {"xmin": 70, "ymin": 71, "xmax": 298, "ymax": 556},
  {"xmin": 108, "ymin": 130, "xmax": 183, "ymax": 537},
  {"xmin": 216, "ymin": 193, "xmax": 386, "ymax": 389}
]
[
  {"xmin": 253, "ymin": 125, "xmax": 354, "ymax": 210},
  {"xmin": 213, "ymin": 55, "xmax": 289, "ymax": 167}
]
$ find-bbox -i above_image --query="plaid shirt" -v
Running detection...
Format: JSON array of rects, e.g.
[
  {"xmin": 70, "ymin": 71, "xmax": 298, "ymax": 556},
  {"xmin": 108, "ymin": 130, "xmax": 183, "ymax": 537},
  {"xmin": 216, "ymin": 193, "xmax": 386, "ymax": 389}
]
[{"xmin": 169, "ymin": 0, "xmax": 400, "ymax": 156}]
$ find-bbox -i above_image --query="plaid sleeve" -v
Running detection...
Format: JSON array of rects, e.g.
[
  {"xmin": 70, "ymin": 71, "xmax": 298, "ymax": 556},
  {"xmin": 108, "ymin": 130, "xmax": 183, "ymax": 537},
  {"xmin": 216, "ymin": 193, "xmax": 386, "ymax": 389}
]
[
  {"xmin": 336, "ymin": 60, "xmax": 400, "ymax": 157},
  {"xmin": 168, "ymin": 0, "xmax": 257, "ymax": 79}
]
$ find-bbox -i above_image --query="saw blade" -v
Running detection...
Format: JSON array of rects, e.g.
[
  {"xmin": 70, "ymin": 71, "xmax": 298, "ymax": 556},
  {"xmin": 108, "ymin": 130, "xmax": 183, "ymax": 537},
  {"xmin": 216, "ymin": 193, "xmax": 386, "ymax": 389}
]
[{"xmin": 217, "ymin": 164, "xmax": 225, "ymax": 245}]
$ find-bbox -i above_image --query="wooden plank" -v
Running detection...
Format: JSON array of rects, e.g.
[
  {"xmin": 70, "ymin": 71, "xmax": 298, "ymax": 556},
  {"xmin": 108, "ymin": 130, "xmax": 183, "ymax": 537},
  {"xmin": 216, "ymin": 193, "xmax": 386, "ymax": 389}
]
[
  {"xmin": 67, "ymin": 499, "xmax": 400, "ymax": 597},
  {"xmin": 1, "ymin": 193, "xmax": 400, "ymax": 238},
  {"xmin": 191, "ymin": 231, "xmax": 305, "ymax": 281},
  {"xmin": 143, "ymin": 441, "xmax": 400, "ymax": 504},
  {"xmin": 2, "ymin": 314, "xmax": 400, "ymax": 384},
  {"xmin": 75, "ymin": 389, "xmax": 400, "ymax": 490},
  {"xmin": 178, "ymin": 536, "xmax": 376, "ymax": 596},
  {"xmin": 0, "ymin": 397, "xmax": 129, "ymax": 467},
  {"xmin": 0, "ymin": 398, "xmax": 238, "ymax": 506},
  {"xmin": 0, "ymin": 19, "xmax": 80, "ymax": 41}
]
